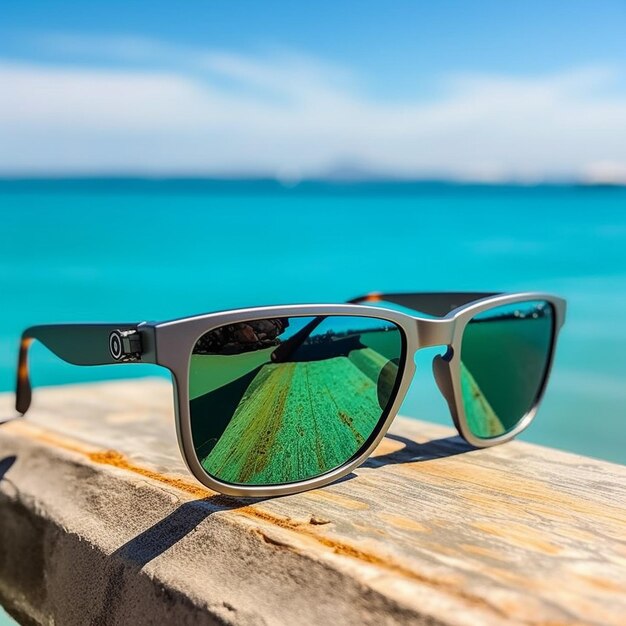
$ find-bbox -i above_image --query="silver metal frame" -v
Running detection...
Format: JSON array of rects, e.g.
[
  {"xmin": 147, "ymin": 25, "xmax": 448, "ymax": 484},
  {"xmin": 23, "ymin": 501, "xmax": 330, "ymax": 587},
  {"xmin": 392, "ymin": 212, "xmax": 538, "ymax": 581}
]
[{"xmin": 148, "ymin": 292, "xmax": 566, "ymax": 497}]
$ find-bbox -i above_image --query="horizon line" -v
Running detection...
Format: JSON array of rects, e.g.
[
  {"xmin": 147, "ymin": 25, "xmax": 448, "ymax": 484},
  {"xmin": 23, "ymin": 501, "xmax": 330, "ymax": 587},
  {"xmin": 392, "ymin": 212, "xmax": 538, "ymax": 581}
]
[{"xmin": 0, "ymin": 174, "xmax": 625, "ymax": 189}]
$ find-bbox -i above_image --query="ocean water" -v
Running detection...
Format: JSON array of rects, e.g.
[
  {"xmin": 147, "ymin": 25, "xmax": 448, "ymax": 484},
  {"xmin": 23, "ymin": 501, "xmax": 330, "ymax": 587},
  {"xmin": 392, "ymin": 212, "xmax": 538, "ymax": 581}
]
[{"xmin": 0, "ymin": 179, "xmax": 624, "ymax": 464}]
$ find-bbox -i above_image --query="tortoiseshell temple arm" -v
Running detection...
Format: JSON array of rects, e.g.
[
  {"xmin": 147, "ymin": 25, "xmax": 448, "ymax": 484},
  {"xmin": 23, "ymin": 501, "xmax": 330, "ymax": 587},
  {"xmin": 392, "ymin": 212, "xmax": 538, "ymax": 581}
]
[
  {"xmin": 15, "ymin": 323, "xmax": 151, "ymax": 415},
  {"xmin": 348, "ymin": 292, "xmax": 501, "ymax": 317}
]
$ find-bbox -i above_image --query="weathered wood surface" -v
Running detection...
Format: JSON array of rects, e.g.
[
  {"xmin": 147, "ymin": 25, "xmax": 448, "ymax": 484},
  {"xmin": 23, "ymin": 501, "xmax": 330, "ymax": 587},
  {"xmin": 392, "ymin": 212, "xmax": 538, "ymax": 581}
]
[{"xmin": 0, "ymin": 379, "xmax": 624, "ymax": 626}]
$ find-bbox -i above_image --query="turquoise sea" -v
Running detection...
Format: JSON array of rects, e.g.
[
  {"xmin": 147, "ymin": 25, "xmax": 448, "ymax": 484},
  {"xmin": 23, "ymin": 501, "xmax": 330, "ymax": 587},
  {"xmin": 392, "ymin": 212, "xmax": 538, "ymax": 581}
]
[{"xmin": 0, "ymin": 179, "xmax": 625, "ymax": 464}]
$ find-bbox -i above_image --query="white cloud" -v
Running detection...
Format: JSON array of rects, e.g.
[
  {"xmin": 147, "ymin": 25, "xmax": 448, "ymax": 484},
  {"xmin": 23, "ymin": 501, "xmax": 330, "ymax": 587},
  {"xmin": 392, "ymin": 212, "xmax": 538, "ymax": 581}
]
[
  {"xmin": 582, "ymin": 161, "xmax": 626, "ymax": 184},
  {"xmin": 1, "ymin": 35, "xmax": 626, "ymax": 178}
]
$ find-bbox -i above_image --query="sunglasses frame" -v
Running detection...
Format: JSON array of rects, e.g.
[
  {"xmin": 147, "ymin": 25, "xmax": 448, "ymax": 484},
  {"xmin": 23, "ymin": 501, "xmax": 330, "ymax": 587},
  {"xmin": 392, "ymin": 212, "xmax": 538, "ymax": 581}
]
[{"xmin": 16, "ymin": 292, "xmax": 565, "ymax": 498}]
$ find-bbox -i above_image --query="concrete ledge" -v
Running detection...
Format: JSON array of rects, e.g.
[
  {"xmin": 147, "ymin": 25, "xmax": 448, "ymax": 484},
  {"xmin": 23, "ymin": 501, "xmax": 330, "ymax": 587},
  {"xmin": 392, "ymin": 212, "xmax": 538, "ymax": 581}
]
[{"xmin": 0, "ymin": 379, "xmax": 624, "ymax": 625}]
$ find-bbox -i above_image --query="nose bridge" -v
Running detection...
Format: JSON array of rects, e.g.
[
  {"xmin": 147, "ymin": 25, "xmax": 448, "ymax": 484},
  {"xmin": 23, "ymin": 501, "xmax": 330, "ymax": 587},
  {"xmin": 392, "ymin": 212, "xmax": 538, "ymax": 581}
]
[{"xmin": 414, "ymin": 317, "xmax": 456, "ymax": 349}]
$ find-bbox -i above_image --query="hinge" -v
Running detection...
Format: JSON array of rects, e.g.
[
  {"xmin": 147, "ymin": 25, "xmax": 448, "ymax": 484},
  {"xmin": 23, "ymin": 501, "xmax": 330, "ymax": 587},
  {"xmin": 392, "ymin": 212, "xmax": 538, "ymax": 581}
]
[{"xmin": 109, "ymin": 329, "xmax": 142, "ymax": 362}]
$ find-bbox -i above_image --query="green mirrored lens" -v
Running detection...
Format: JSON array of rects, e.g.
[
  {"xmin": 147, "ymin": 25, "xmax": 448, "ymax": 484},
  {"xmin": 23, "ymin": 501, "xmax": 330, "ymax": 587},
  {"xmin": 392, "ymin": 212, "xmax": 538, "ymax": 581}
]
[
  {"xmin": 189, "ymin": 315, "xmax": 404, "ymax": 486},
  {"xmin": 460, "ymin": 300, "xmax": 554, "ymax": 439}
]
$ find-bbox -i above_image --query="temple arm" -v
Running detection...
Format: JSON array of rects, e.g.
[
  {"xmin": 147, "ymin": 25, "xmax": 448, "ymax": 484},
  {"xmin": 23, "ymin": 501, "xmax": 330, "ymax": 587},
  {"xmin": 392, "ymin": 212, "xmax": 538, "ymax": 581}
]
[
  {"xmin": 348, "ymin": 292, "xmax": 500, "ymax": 317},
  {"xmin": 271, "ymin": 292, "xmax": 500, "ymax": 363},
  {"xmin": 16, "ymin": 323, "xmax": 146, "ymax": 414}
]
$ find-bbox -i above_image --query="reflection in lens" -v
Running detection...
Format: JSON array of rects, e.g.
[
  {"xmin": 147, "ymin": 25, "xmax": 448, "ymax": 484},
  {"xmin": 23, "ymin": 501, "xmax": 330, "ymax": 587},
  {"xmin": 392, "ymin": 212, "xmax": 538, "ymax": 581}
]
[
  {"xmin": 189, "ymin": 315, "xmax": 404, "ymax": 486},
  {"xmin": 460, "ymin": 300, "xmax": 554, "ymax": 439}
]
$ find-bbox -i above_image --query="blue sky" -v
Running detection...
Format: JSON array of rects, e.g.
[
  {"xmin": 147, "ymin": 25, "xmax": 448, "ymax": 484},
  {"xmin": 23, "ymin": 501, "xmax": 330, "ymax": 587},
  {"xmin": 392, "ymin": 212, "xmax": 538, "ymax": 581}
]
[{"xmin": 1, "ymin": 1, "xmax": 625, "ymax": 180}]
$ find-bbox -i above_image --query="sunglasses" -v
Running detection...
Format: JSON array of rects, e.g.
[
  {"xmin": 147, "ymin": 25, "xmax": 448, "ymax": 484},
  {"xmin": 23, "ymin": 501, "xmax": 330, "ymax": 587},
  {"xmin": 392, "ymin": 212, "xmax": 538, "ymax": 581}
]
[{"xmin": 16, "ymin": 291, "xmax": 565, "ymax": 497}]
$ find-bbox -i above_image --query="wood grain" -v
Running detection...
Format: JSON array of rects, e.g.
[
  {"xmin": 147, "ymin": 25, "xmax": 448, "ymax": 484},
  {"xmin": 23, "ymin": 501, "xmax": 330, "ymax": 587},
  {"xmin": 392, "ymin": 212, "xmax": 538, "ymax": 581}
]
[{"xmin": 0, "ymin": 379, "xmax": 624, "ymax": 626}]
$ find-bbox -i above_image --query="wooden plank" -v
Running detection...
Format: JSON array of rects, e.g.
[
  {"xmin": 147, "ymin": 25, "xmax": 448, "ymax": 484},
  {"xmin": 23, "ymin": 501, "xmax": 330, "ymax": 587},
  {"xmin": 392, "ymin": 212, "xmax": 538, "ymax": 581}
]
[{"xmin": 0, "ymin": 379, "xmax": 624, "ymax": 626}]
